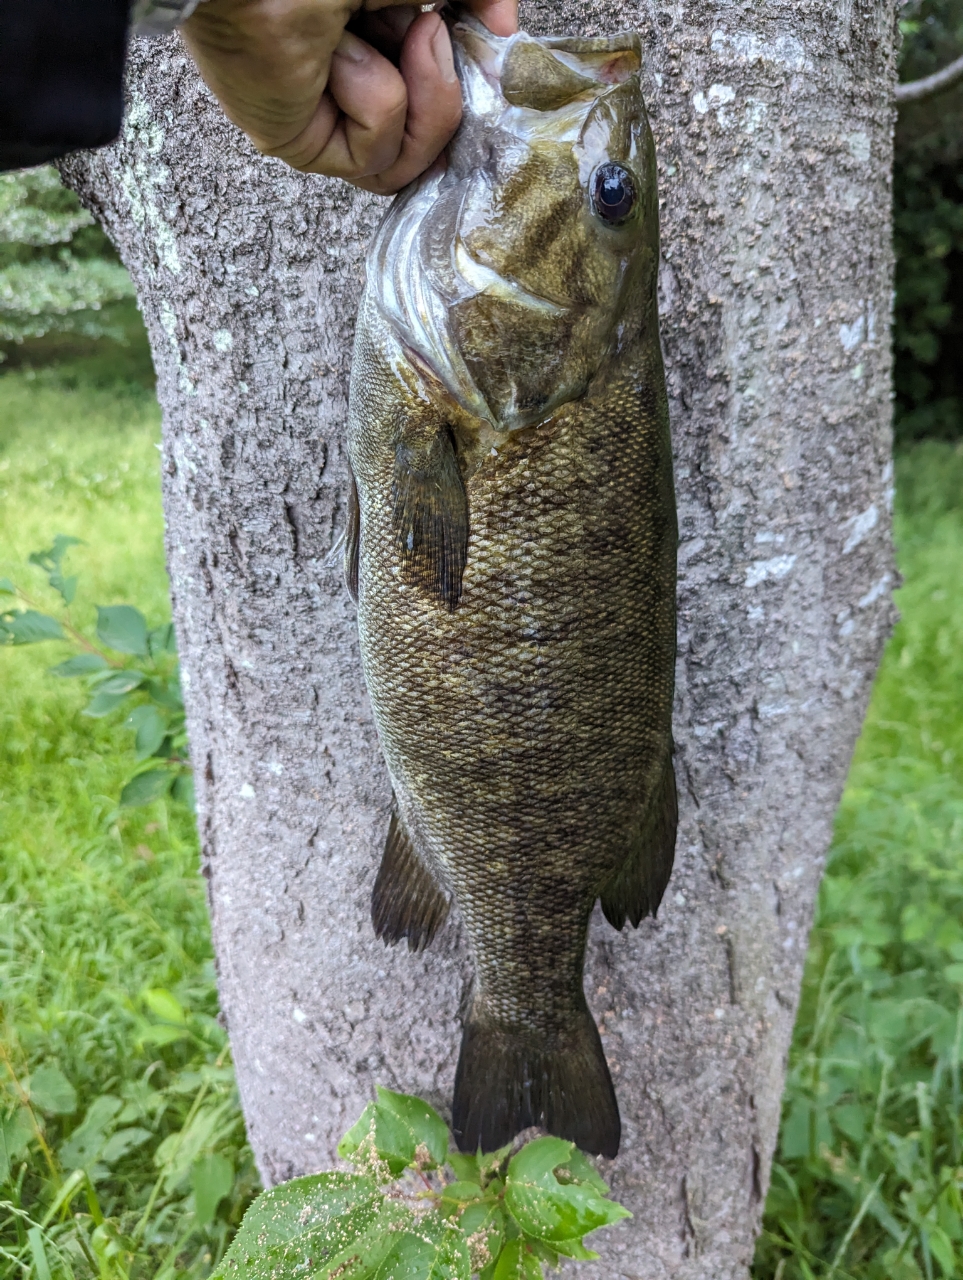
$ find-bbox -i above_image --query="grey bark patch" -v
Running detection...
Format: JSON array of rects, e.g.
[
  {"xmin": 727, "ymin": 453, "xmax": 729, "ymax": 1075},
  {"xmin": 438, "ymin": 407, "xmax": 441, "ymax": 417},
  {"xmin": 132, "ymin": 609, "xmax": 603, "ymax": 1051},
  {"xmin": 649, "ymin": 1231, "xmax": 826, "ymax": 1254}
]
[{"xmin": 60, "ymin": 0, "xmax": 899, "ymax": 1274}]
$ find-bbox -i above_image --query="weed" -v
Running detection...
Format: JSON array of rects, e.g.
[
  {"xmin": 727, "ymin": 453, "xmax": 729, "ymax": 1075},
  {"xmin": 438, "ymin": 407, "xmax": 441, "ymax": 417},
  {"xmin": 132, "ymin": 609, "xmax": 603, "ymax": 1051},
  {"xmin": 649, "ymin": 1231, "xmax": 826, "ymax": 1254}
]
[{"xmin": 0, "ymin": 372, "xmax": 256, "ymax": 1280}]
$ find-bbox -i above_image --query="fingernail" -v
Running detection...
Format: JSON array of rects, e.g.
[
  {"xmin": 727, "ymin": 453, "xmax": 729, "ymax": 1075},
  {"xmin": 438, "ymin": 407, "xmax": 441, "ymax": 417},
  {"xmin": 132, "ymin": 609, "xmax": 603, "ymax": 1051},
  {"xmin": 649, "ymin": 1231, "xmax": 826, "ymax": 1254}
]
[
  {"xmin": 430, "ymin": 19, "xmax": 457, "ymax": 83},
  {"xmin": 334, "ymin": 30, "xmax": 370, "ymax": 64}
]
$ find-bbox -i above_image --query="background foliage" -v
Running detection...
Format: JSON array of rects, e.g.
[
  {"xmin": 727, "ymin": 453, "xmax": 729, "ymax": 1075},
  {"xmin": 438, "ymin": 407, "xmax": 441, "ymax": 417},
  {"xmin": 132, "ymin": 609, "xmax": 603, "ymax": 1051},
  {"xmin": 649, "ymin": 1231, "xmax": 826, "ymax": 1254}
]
[
  {"xmin": 2, "ymin": 4, "xmax": 963, "ymax": 1278},
  {"xmin": 893, "ymin": 0, "xmax": 963, "ymax": 443},
  {"xmin": 0, "ymin": 370, "xmax": 258, "ymax": 1280},
  {"xmin": 0, "ymin": 169, "xmax": 135, "ymax": 352}
]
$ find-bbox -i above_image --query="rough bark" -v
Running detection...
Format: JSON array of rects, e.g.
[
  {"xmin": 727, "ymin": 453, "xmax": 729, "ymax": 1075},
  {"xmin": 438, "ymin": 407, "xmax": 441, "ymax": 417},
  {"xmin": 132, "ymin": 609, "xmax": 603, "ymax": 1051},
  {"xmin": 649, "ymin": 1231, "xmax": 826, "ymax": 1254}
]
[{"xmin": 62, "ymin": 1, "xmax": 899, "ymax": 1274}]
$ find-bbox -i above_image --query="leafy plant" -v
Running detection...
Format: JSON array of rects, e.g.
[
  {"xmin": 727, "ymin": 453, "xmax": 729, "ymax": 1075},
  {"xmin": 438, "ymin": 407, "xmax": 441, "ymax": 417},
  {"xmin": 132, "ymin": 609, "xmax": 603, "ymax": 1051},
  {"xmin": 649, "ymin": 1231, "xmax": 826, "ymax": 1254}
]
[
  {"xmin": 214, "ymin": 1088, "xmax": 629, "ymax": 1280},
  {"xmin": 0, "ymin": 168, "xmax": 134, "ymax": 350},
  {"xmin": 1, "ymin": 986, "xmax": 255, "ymax": 1280},
  {"xmin": 893, "ymin": 0, "xmax": 963, "ymax": 445},
  {"xmin": 754, "ymin": 442, "xmax": 963, "ymax": 1279},
  {"xmin": 0, "ymin": 535, "xmax": 191, "ymax": 807}
]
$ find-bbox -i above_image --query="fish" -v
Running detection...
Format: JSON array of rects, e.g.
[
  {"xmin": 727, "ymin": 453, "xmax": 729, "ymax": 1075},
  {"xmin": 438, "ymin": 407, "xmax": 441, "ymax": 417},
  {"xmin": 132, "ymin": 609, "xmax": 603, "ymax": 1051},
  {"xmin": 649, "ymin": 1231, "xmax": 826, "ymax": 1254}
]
[{"xmin": 345, "ymin": 11, "xmax": 677, "ymax": 1159}]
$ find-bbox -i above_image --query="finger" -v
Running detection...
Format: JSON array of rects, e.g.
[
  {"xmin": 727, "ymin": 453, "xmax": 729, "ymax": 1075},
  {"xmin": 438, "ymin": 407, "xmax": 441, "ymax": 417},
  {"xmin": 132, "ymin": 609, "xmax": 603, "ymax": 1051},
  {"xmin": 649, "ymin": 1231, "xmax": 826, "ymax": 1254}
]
[
  {"xmin": 282, "ymin": 30, "xmax": 408, "ymax": 178},
  {"xmin": 465, "ymin": 0, "xmax": 518, "ymax": 36},
  {"xmin": 355, "ymin": 11, "xmax": 462, "ymax": 195}
]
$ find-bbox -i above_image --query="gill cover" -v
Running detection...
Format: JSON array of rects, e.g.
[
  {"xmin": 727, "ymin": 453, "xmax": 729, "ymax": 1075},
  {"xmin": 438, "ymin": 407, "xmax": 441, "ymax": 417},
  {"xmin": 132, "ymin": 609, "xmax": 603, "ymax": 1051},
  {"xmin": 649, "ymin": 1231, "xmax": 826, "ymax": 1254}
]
[{"xmin": 367, "ymin": 17, "xmax": 657, "ymax": 433}]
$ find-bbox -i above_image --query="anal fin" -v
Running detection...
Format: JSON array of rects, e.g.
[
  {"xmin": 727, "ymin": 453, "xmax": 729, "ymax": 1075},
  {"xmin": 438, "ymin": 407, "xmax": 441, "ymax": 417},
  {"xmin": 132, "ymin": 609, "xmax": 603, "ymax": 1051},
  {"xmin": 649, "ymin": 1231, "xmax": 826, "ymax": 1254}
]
[
  {"xmin": 372, "ymin": 806, "xmax": 449, "ymax": 953},
  {"xmin": 600, "ymin": 745, "xmax": 677, "ymax": 930},
  {"xmin": 392, "ymin": 425, "xmax": 468, "ymax": 612}
]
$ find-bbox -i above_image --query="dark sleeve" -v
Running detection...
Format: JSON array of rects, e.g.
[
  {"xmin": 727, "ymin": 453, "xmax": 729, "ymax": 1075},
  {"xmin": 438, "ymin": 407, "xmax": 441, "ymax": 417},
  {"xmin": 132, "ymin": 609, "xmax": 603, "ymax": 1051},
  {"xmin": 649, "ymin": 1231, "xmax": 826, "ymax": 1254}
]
[{"xmin": 0, "ymin": 0, "xmax": 131, "ymax": 172}]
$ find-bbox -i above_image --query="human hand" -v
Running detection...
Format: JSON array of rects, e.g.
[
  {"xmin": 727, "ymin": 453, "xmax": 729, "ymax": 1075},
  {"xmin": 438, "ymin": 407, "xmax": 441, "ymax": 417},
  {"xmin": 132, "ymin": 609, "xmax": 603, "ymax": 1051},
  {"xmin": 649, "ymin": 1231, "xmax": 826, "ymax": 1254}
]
[{"xmin": 182, "ymin": 0, "xmax": 518, "ymax": 194}]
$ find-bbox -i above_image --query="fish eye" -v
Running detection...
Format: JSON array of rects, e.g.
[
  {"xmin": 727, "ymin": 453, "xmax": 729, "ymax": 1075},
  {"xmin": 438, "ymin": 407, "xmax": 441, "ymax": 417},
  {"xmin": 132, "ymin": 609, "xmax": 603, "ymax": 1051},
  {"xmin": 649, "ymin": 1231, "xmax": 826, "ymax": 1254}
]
[{"xmin": 591, "ymin": 163, "xmax": 637, "ymax": 226}]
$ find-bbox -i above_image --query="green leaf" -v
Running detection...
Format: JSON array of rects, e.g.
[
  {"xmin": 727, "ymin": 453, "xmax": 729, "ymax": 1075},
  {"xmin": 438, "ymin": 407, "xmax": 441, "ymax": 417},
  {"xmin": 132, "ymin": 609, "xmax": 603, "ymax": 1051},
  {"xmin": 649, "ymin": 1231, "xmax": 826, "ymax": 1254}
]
[
  {"xmin": 28, "ymin": 536, "xmax": 82, "ymax": 603},
  {"xmin": 503, "ymin": 1138, "xmax": 630, "ymax": 1258},
  {"xmin": 193, "ymin": 1152, "xmax": 235, "ymax": 1226},
  {"xmin": 491, "ymin": 1239, "xmax": 542, "ymax": 1280},
  {"xmin": 143, "ymin": 988, "xmax": 187, "ymax": 1024},
  {"xmin": 0, "ymin": 1107, "xmax": 35, "ymax": 1182},
  {"xmin": 83, "ymin": 690, "xmax": 128, "ymax": 718},
  {"xmin": 28, "ymin": 534, "xmax": 82, "ymax": 569},
  {"xmin": 96, "ymin": 604, "xmax": 148, "ymax": 656},
  {"xmin": 371, "ymin": 1216, "xmax": 470, "ymax": 1280},
  {"xmin": 554, "ymin": 1146, "xmax": 610, "ymax": 1195},
  {"xmin": 212, "ymin": 1172, "xmax": 403, "ymax": 1280},
  {"xmin": 0, "ymin": 578, "xmax": 15, "ymax": 594},
  {"xmin": 2, "ymin": 610, "xmax": 64, "ymax": 644},
  {"xmin": 137, "ymin": 1023, "xmax": 190, "ymax": 1048},
  {"xmin": 120, "ymin": 770, "xmax": 173, "ymax": 807},
  {"xmin": 478, "ymin": 1143, "xmax": 514, "ymax": 1187},
  {"xmin": 50, "ymin": 653, "xmax": 109, "ymax": 677},
  {"xmin": 459, "ymin": 1200, "xmax": 505, "ymax": 1272},
  {"xmin": 92, "ymin": 670, "xmax": 145, "ymax": 696},
  {"xmin": 155, "ymin": 1098, "xmax": 239, "ymax": 1193},
  {"xmin": 28, "ymin": 1064, "xmax": 77, "ymax": 1115},
  {"xmin": 124, "ymin": 704, "xmax": 166, "ymax": 755},
  {"xmin": 27, "ymin": 1227, "xmax": 52, "ymax": 1280},
  {"xmin": 338, "ymin": 1089, "xmax": 449, "ymax": 1177},
  {"xmin": 148, "ymin": 622, "xmax": 177, "ymax": 657},
  {"xmin": 338, "ymin": 1102, "xmax": 387, "ymax": 1170},
  {"xmin": 439, "ymin": 1181, "xmax": 487, "ymax": 1215},
  {"xmin": 100, "ymin": 1126, "xmax": 152, "ymax": 1164},
  {"xmin": 171, "ymin": 772, "xmax": 195, "ymax": 809},
  {"xmin": 375, "ymin": 1088, "xmax": 449, "ymax": 1167},
  {"xmin": 59, "ymin": 1095, "xmax": 122, "ymax": 1171},
  {"xmin": 146, "ymin": 675, "xmax": 184, "ymax": 711},
  {"xmin": 929, "ymin": 1226, "xmax": 956, "ymax": 1276},
  {"xmin": 447, "ymin": 1153, "xmax": 481, "ymax": 1184}
]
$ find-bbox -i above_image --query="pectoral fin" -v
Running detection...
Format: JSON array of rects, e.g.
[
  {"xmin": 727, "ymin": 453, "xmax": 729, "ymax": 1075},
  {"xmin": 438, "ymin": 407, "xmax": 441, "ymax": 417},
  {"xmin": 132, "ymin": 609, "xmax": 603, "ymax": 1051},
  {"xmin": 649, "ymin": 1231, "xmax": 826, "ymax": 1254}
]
[
  {"xmin": 600, "ymin": 745, "xmax": 677, "ymax": 929},
  {"xmin": 344, "ymin": 466, "xmax": 360, "ymax": 603},
  {"xmin": 392, "ymin": 425, "xmax": 469, "ymax": 611}
]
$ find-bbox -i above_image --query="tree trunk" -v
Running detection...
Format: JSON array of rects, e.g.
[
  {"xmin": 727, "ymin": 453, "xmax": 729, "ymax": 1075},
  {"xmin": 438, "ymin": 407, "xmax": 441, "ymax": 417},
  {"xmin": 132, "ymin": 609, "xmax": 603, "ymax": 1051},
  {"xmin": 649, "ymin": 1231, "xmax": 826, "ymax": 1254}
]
[{"xmin": 62, "ymin": 2, "xmax": 899, "ymax": 1274}]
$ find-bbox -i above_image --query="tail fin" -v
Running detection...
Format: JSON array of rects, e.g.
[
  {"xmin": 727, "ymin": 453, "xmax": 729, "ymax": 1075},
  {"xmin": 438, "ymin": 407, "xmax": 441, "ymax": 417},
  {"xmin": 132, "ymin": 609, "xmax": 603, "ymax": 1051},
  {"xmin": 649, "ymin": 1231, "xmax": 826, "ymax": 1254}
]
[{"xmin": 452, "ymin": 1006, "xmax": 620, "ymax": 1158}]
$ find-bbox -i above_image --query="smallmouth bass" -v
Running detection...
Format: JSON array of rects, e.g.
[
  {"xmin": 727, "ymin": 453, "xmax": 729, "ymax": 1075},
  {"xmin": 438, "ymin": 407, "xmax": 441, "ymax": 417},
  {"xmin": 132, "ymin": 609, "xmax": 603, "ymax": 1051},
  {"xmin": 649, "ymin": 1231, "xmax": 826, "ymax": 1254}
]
[{"xmin": 346, "ymin": 13, "xmax": 677, "ymax": 1158}]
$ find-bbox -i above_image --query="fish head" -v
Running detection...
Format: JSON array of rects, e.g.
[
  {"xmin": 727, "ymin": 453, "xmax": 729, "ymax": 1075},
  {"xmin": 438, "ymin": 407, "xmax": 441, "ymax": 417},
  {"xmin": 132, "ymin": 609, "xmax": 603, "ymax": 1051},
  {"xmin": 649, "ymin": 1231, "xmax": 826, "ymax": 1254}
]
[{"xmin": 367, "ymin": 17, "xmax": 659, "ymax": 434}]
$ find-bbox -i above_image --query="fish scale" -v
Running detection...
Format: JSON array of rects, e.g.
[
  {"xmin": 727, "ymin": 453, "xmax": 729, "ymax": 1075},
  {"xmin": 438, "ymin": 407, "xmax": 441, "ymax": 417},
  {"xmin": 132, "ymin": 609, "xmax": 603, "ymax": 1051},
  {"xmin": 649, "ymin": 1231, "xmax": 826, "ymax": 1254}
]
[{"xmin": 346, "ymin": 15, "xmax": 677, "ymax": 1157}]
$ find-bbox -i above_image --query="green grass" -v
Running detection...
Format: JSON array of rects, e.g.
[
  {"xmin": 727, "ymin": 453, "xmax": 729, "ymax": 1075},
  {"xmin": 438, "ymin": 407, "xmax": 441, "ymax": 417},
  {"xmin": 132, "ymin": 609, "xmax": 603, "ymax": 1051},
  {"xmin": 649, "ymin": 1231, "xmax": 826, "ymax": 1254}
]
[
  {"xmin": 0, "ymin": 355, "xmax": 962, "ymax": 1280},
  {"xmin": 754, "ymin": 444, "xmax": 963, "ymax": 1280},
  {"xmin": 0, "ymin": 365, "xmax": 257, "ymax": 1280}
]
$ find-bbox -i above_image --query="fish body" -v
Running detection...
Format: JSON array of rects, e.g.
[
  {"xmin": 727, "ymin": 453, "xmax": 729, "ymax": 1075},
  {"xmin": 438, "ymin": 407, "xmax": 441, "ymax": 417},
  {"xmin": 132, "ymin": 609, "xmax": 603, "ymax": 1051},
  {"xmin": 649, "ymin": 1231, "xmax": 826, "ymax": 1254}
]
[{"xmin": 346, "ymin": 15, "xmax": 677, "ymax": 1158}]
